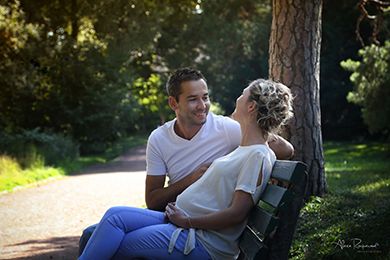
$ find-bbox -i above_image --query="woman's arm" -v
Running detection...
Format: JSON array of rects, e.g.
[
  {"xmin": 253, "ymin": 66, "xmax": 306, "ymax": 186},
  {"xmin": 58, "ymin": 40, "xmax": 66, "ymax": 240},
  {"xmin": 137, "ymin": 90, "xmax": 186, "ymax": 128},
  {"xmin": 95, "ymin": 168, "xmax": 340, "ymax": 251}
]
[{"xmin": 165, "ymin": 190, "xmax": 254, "ymax": 230}]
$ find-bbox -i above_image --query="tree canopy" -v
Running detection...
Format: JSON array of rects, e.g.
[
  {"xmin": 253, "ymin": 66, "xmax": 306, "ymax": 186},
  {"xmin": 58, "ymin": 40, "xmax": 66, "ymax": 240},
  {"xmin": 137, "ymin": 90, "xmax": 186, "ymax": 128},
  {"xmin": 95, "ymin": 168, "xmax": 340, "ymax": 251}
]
[{"xmin": 0, "ymin": 0, "xmax": 385, "ymax": 155}]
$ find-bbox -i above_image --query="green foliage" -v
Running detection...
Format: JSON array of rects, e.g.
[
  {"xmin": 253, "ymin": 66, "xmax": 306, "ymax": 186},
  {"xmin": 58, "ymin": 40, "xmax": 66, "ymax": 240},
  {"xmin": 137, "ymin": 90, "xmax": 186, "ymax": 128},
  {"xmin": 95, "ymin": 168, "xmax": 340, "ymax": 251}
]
[
  {"xmin": 0, "ymin": 155, "xmax": 22, "ymax": 191},
  {"xmin": 1, "ymin": 0, "xmax": 273, "ymax": 157},
  {"xmin": 156, "ymin": 0, "xmax": 272, "ymax": 113},
  {"xmin": 341, "ymin": 41, "xmax": 390, "ymax": 136},
  {"xmin": 33, "ymin": 44, "xmax": 141, "ymax": 154},
  {"xmin": 210, "ymin": 102, "xmax": 226, "ymax": 115},
  {"xmin": 0, "ymin": 127, "xmax": 79, "ymax": 167},
  {"xmin": 0, "ymin": 0, "xmax": 43, "ymax": 129},
  {"xmin": 290, "ymin": 141, "xmax": 390, "ymax": 259},
  {"xmin": 2, "ymin": 0, "xmax": 386, "ymax": 158},
  {"xmin": 0, "ymin": 0, "xmax": 153, "ymax": 153},
  {"xmin": 0, "ymin": 133, "xmax": 148, "ymax": 193},
  {"xmin": 131, "ymin": 74, "xmax": 174, "ymax": 129},
  {"xmin": 0, "ymin": 155, "xmax": 63, "ymax": 193}
]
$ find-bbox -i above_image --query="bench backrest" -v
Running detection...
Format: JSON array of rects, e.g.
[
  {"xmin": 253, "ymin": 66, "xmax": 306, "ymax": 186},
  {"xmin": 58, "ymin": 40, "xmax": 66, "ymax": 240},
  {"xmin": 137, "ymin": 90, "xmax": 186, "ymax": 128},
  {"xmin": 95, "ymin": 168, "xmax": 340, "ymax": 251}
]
[{"xmin": 239, "ymin": 160, "xmax": 308, "ymax": 260}]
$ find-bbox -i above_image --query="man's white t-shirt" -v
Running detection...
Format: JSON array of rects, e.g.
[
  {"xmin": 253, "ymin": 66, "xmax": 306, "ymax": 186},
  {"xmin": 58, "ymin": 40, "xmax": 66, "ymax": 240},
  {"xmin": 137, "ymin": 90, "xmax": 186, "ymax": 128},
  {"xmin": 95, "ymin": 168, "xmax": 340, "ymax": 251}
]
[{"xmin": 146, "ymin": 112, "xmax": 241, "ymax": 185}]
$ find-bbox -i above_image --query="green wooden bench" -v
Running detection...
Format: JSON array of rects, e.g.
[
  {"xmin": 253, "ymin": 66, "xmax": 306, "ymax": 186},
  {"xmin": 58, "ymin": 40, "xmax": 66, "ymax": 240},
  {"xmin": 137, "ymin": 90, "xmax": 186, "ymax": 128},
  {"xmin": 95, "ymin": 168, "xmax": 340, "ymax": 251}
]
[{"xmin": 238, "ymin": 160, "xmax": 308, "ymax": 260}]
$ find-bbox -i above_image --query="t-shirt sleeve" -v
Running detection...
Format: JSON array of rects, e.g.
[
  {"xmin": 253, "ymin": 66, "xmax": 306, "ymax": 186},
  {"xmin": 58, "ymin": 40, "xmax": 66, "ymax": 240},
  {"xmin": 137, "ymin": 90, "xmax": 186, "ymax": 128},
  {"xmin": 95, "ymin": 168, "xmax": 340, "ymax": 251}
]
[
  {"xmin": 146, "ymin": 132, "xmax": 167, "ymax": 176},
  {"xmin": 235, "ymin": 152, "xmax": 264, "ymax": 197}
]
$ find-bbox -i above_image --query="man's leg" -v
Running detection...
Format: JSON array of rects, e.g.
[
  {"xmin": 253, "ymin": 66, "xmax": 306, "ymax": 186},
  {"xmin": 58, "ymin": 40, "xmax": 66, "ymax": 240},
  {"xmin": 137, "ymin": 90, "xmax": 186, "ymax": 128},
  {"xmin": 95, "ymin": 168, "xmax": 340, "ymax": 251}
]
[
  {"xmin": 78, "ymin": 223, "xmax": 97, "ymax": 257},
  {"xmin": 78, "ymin": 207, "xmax": 168, "ymax": 260}
]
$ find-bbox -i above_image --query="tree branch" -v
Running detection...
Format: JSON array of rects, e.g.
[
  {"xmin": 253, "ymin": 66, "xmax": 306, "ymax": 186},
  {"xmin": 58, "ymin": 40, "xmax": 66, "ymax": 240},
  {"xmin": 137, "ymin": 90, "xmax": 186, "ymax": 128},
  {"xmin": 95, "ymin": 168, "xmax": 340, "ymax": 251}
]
[{"xmin": 356, "ymin": 0, "xmax": 390, "ymax": 47}]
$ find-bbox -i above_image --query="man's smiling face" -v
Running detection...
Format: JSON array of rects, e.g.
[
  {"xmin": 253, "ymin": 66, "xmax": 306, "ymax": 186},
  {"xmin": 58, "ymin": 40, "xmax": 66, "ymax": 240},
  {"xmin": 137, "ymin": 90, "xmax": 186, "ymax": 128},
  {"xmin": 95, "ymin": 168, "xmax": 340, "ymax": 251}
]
[{"xmin": 174, "ymin": 79, "xmax": 210, "ymax": 128}]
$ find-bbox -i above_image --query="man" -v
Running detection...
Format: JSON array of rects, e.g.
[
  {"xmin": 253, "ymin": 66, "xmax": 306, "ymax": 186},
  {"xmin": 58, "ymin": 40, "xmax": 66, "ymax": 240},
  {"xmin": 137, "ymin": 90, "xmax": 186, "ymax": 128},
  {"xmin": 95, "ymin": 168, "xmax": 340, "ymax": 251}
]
[{"xmin": 78, "ymin": 68, "xmax": 293, "ymax": 256}]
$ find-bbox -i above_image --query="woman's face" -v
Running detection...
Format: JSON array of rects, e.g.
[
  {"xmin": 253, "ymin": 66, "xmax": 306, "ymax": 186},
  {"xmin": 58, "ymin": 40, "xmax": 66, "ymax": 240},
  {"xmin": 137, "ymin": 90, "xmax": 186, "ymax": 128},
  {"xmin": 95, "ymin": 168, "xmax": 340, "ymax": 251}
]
[{"xmin": 232, "ymin": 87, "xmax": 251, "ymax": 122}]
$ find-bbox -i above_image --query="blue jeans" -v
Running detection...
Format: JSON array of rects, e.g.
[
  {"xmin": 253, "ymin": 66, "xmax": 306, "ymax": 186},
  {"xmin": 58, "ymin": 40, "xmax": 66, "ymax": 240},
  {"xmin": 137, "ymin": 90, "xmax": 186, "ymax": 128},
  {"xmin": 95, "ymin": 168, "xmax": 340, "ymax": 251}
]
[
  {"xmin": 78, "ymin": 207, "xmax": 211, "ymax": 260},
  {"xmin": 78, "ymin": 223, "xmax": 97, "ymax": 257}
]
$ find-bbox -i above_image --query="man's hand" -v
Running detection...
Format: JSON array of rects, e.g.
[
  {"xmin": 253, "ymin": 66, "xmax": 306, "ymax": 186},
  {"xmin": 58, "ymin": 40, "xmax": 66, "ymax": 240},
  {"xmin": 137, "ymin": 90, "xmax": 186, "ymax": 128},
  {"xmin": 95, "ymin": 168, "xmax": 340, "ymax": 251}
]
[
  {"xmin": 145, "ymin": 162, "xmax": 212, "ymax": 211},
  {"xmin": 189, "ymin": 162, "xmax": 211, "ymax": 184}
]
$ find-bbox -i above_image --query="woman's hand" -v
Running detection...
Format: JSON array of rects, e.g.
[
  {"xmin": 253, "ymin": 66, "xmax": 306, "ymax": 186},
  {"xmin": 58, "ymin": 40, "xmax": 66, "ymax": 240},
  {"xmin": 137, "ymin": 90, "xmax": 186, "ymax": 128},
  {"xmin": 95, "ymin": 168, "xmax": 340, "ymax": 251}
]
[{"xmin": 165, "ymin": 202, "xmax": 191, "ymax": 229}]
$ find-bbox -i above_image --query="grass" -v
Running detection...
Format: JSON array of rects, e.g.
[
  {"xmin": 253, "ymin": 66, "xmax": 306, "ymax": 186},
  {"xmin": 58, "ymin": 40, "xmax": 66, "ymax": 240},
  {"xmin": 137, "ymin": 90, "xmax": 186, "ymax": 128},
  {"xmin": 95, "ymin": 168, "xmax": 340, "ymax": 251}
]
[
  {"xmin": 290, "ymin": 141, "xmax": 390, "ymax": 260},
  {"xmin": 0, "ymin": 155, "xmax": 64, "ymax": 193},
  {"xmin": 0, "ymin": 133, "xmax": 149, "ymax": 193}
]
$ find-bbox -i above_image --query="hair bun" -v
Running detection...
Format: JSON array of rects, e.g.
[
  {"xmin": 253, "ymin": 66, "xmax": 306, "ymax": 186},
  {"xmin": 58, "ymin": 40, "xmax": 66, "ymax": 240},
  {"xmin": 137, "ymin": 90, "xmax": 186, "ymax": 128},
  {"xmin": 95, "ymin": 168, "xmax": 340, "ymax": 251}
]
[{"xmin": 248, "ymin": 79, "xmax": 294, "ymax": 139}]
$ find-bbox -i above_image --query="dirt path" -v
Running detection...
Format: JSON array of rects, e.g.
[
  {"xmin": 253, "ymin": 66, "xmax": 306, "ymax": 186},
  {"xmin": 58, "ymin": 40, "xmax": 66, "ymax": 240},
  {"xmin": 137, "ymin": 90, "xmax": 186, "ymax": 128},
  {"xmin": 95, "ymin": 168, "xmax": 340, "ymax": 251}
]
[{"xmin": 0, "ymin": 145, "xmax": 147, "ymax": 260}]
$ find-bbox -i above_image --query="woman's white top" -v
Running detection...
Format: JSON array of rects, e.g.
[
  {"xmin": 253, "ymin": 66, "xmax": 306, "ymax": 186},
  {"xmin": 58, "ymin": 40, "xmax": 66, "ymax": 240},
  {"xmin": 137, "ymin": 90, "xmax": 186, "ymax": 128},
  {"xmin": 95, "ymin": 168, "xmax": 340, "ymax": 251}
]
[{"xmin": 175, "ymin": 144, "xmax": 276, "ymax": 260}]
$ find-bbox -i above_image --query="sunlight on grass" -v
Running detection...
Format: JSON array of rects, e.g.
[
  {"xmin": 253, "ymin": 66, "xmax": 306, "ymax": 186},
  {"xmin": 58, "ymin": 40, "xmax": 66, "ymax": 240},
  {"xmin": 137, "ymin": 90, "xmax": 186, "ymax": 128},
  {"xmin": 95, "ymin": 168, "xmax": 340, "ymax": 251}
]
[
  {"xmin": 353, "ymin": 179, "xmax": 390, "ymax": 195},
  {"xmin": 291, "ymin": 141, "xmax": 390, "ymax": 260},
  {"xmin": 77, "ymin": 157, "xmax": 106, "ymax": 166},
  {"xmin": 0, "ymin": 155, "xmax": 63, "ymax": 193}
]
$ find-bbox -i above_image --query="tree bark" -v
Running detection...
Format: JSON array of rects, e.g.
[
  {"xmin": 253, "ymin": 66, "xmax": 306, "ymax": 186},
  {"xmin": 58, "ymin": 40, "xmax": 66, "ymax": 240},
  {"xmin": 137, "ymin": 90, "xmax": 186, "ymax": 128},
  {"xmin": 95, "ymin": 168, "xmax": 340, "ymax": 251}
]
[
  {"xmin": 71, "ymin": 0, "xmax": 78, "ymax": 40},
  {"xmin": 269, "ymin": 0, "xmax": 327, "ymax": 196}
]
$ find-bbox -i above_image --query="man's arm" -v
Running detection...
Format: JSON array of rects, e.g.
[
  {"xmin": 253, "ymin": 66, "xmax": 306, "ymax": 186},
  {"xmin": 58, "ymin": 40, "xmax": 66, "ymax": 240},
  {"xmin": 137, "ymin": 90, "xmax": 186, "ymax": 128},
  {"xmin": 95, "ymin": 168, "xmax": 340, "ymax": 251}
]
[
  {"xmin": 145, "ymin": 163, "xmax": 211, "ymax": 211},
  {"xmin": 268, "ymin": 134, "xmax": 294, "ymax": 160}
]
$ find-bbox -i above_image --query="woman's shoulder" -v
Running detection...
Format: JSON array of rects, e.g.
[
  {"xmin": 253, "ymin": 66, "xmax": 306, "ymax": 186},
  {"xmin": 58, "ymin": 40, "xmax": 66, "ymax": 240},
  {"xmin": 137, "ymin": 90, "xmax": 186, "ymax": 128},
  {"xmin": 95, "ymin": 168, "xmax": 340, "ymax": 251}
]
[{"xmin": 239, "ymin": 145, "xmax": 276, "ymax": 162}]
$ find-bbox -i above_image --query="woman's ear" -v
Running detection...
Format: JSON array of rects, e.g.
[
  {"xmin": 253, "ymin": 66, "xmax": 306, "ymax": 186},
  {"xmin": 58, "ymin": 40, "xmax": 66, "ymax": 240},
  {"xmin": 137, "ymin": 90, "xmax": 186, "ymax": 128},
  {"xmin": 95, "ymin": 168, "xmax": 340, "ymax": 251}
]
[
  {"xmin": 247, "ymin": 101, "xmax": 257, "ymax": 113},
  {"xmin": 169, "ymin": 96, "xmax": 178, "ymax": 111}
]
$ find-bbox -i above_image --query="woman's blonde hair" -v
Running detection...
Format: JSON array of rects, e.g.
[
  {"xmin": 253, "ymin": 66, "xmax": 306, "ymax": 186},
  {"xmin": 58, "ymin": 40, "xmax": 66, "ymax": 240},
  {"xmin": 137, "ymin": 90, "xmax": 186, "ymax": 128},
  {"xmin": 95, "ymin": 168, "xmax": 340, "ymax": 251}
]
[{"xmin": 248, "ymin": 79, "xmax": 294, "ymax": 140}]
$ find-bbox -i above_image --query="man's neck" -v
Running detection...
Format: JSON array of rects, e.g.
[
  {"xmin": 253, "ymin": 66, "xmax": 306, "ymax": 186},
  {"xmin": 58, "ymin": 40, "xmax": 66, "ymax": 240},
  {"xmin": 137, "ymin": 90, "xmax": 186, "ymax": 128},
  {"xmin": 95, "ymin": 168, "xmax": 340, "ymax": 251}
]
[{"xmin": 174, "ymin": 121, "xmax": 203, "ymax": 140}]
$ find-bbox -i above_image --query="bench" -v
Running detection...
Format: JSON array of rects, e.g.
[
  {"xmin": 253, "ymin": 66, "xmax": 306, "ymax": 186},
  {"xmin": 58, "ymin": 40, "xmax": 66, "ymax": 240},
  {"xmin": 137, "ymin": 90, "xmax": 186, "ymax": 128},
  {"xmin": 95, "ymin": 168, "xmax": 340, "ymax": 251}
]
[{"xmin": 238, "ymin": 160, "xmax": 308, "ymax": 260}]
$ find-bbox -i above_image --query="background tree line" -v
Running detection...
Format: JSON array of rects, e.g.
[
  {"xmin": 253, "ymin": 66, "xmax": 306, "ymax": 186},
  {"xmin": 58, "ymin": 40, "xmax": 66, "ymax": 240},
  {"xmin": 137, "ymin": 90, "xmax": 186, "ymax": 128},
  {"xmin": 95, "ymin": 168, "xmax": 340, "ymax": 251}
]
[{"xmin": 0, "ymin": 0, "xmax": 389, "ymax": 161}]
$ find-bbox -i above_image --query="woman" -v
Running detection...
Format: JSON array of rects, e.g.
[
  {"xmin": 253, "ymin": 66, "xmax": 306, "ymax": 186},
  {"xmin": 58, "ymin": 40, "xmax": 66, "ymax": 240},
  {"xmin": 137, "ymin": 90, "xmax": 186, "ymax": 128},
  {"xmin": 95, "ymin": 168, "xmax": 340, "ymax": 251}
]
[{"xmin": 78, "ymin": 79, "xmax": 294, "ymax": 260}]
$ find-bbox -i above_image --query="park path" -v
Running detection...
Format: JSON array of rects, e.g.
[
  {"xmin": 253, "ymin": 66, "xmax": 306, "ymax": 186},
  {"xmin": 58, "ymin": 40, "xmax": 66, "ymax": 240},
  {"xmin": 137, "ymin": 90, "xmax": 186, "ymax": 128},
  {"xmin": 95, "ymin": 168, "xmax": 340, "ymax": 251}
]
[{"xmin": 0, "ymin": 145, "xmax": 147, "ymax": 260}]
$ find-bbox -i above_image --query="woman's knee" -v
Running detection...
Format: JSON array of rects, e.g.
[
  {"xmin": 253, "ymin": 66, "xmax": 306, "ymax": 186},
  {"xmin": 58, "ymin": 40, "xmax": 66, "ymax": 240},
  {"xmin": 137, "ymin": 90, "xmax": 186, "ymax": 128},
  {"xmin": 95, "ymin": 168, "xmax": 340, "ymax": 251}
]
[{"xmin": 104, "ymin": 206, "xmax": 128, "ymax": 215}]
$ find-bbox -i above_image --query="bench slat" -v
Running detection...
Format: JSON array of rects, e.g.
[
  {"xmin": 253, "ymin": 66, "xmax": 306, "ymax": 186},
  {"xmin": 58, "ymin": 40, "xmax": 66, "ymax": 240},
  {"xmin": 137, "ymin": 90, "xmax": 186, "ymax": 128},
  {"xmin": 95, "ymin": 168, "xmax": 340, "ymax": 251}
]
[
  {"xmin": 260, "ymin": 184, "xmax": 294, "ymax": 211},
  {"xmin": 239, "ymin": 160, "xmax": 307, "ymax": 260},
  {"xmin": 247, "ymin": 206, "xmax": 280, "ymax": 238},
  {"xmin": 271, "ymin": 161, "xmax": 306, "ymax": 184},
  {"xmin": 239, "ymin": 228, "xmax": 268, "ymax": 260}
]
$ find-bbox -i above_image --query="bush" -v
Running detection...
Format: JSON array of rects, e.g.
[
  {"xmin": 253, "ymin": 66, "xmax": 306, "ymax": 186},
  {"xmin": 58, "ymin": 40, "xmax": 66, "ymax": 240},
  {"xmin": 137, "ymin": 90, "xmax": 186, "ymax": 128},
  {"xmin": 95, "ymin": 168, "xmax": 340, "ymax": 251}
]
[
  {"xmin": 341, "ymin": 41, "xmax": 390, "ymax": 137},
  {"xmin": 0, "ymin": 127, "xmax": 79, "ymax": 167}
]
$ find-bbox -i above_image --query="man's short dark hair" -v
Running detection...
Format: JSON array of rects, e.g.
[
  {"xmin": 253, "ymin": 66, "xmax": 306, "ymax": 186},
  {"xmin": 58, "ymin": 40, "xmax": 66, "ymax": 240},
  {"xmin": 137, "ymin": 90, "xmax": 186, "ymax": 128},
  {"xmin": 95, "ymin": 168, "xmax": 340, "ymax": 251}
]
[{"xmin": 166, "ymin": 68, "xmax": 207, "ymax": 102}]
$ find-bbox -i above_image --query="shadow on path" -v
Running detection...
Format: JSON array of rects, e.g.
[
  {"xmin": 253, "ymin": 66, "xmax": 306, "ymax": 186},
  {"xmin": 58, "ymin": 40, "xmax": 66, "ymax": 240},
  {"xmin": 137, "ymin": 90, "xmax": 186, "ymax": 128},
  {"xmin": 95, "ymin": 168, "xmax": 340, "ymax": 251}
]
[{"xmin": 2, "ymin": 236, "xmax": 79, "ymax": 260}]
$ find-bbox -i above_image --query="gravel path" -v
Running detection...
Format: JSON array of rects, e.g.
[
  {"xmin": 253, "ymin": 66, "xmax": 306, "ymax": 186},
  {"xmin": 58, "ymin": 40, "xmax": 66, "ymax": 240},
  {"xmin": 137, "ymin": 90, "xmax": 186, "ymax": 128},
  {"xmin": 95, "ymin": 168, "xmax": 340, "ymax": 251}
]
[{"xmin": 0, "ymin": 145, "xmax": 147, "ymax": 260}]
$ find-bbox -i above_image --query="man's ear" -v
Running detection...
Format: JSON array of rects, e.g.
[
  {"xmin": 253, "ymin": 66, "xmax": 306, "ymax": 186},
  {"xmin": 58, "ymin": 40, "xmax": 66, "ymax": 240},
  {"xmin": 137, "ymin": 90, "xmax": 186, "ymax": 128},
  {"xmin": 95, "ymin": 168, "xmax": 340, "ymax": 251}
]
[{"xmin": 169, "ymin": 96, "xmax": 178, "ymax": 111}]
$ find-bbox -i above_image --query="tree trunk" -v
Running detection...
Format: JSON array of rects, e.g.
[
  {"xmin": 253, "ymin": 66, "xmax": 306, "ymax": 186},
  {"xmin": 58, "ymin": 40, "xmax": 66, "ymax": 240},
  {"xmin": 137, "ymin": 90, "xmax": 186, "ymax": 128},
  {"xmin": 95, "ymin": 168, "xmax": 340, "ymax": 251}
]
[
  {"xmin": 269, "ymin": 0, "xmax": 327, "ymax": 196},
  {"xmin": 71, "ymin": 0, "xmax": 78, "ymax": 40}
]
